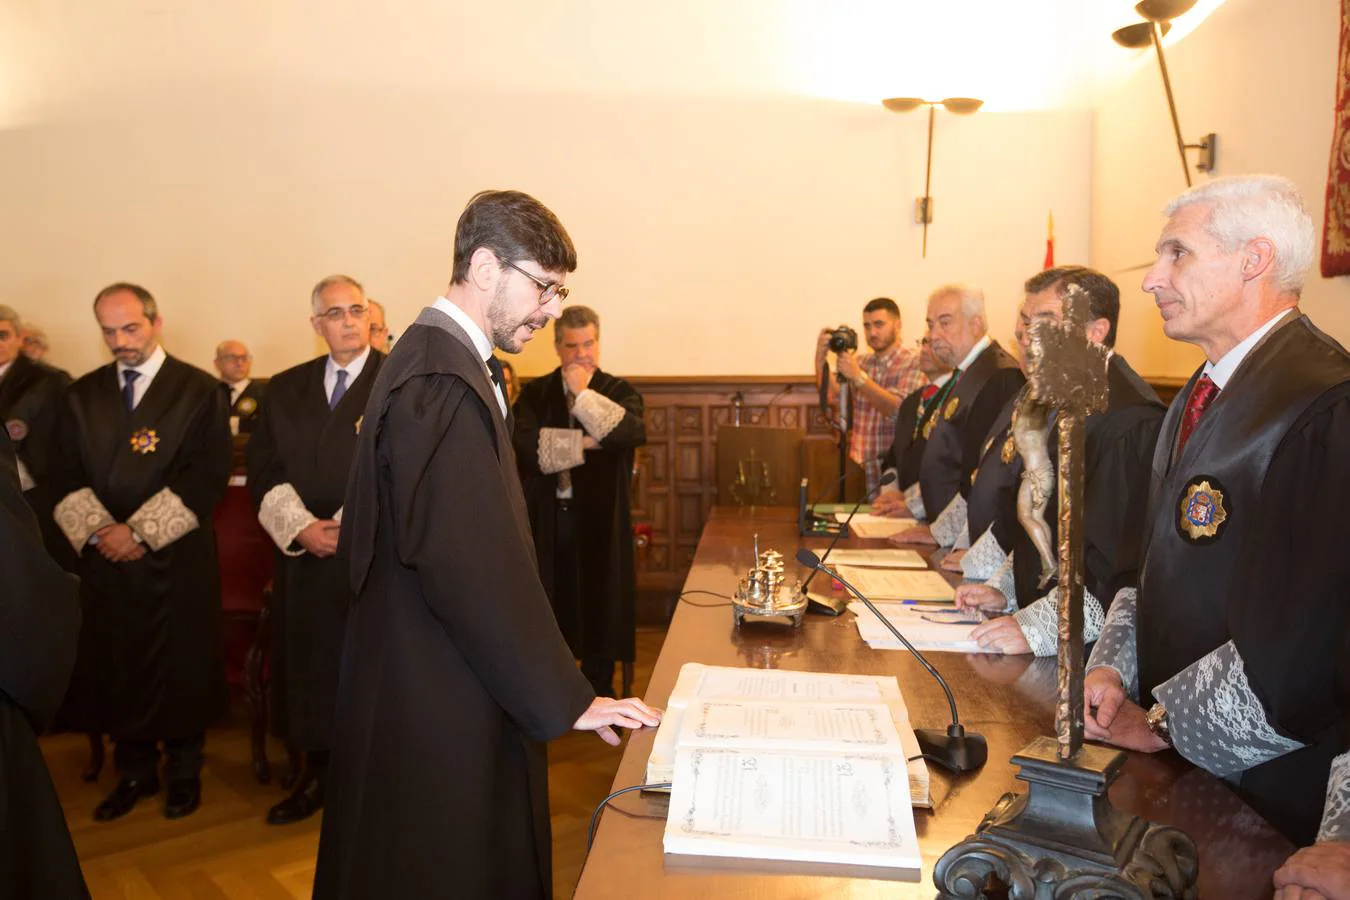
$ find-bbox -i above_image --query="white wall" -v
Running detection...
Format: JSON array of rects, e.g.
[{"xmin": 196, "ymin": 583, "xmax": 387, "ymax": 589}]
[{"xmin": 1093, "ymin": 0, "xmax": 1347, "ymax": 377}]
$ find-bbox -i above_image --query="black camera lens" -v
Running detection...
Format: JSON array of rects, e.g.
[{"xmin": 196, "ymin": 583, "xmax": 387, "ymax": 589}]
[{"xmin": 827, "ymin": 325, "xmax": 858, "ymax": 354}]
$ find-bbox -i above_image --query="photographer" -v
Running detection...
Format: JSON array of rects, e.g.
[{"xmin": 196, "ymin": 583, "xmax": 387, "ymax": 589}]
[{"xmin": 812, "ymin": 297, "xmax": 925, "ymax": 494}]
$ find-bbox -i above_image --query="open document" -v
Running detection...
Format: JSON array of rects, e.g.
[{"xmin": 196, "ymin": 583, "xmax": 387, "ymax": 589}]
[
  {"xmin": 832, "ymin": 565, "xmax": 956, "ymax": 603},
  {"xmin": 851, "ymin": 602, "xmax": 982, "ymax": 653}
]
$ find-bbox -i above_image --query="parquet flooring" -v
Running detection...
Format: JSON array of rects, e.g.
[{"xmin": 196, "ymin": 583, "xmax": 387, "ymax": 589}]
[{"xmin": 40, "ymin": 627, "xmax": 666, "ymax": 899}]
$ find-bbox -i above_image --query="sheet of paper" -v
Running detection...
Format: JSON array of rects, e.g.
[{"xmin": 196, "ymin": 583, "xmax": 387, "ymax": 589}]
[
  {"xmin": 833, "ymin": 566, "xmax": 955, "ymax": 602},
  {"xmin": 833, "ymin": 512, "xmax": 918, "ymax": 538},
  {"xmin": 678, "ymin": 700, "xmax": 903, "ymax": 752},
  {"xmin": 820, "ymin": 548, "xmax": 927, "ymax": 569},
  {"xmin": 668, "ymin": 664, "xmax": 903, "ymax": 708},
  {"xmin": 850, "ymin": 603, "xmax": 982, "ymax": 653},
  {"xmin": 664, "ymin": 747, "xmax": 922, "ymax": 870}
]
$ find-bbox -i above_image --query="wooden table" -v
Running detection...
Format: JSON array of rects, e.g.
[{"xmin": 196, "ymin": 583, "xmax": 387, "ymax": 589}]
[{"xmin": 573, "ymin": 506, "xmax": 1295, "ymax": 899}]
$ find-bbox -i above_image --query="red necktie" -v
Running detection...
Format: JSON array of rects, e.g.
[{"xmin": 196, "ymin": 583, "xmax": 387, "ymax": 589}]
[{"xmin": 1176, "ymin": 374, "xmax": 1219, "ymax": 455}]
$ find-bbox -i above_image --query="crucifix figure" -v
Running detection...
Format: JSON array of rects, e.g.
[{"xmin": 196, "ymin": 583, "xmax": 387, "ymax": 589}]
[{"xmin": 934, "ymin": 285, "xmax": 1198, "ymax": 899}]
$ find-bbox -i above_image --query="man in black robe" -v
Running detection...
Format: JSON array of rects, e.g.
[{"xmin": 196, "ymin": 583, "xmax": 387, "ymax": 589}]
[
  {"xmin": 0, "ymin": 430, "xmax": 88, "ymax": 899},
  {"xmin": 893, "ymin": 284, "xmax": 1024, "ymax": 539},
  {"xmin": 215, "ymin": 339, "xmax": 266, "ymax": 436},
  {"xmin": 247, "ymin": 274, "xmax": 384, "ymax": 824},
  {"xmin": 53, "ymin": 282, "xmax": 231, "ymax": 821},
  {"xmin": 873, "ymin": 336, "xmax": 952, "ymax": 517},
  {"xmin": 949, "ymin": 267, "xmax": 1164, "ymax": 655},
  {"xmin": 314, "ymin": 190, "xmax": 660, "ymax": 900},
  {"xmin": 514, "ymin": 305, "xmax": 646, "ymax": 698},
  {"xmin": 1079, "ymin": 176, "xmax": 1350, "ymax": 894}
]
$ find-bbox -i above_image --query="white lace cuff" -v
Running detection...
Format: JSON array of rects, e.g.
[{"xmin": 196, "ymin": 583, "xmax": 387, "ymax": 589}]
[
  {"xmin": 1150, "ymin": 639, "xmax": 1306, "ymax": 782},
  {"xmin": 53, "ymin": 487, "xmax": 115, "ymax": 552},
  {"xmin": 984, "ymin": 553, "xmax": 1017, "ymax": 611},
  {"xmin": 126, "ymin": 487, "xmax": 200, "ymax": 552},
  {"xmin": 1153, "ymin": 640, "xmax": 1305, "ymax": 777},
  {"xmin": 258, "ymin": 482, "xmax": 317, "ymax": 556},
  {"xmin": 954, "ymin": 527, "xmax": 971, "ymax": 550},
  {"xmin": 1087, "ymin": 586, "xmax": 1139, "ymax": 700},
  {"xmin": 1012, "ymin": 587, "xmax": 1105, "ymax": 658},
  {"xmin": 903, "ymin": 482, "xmax": 925, "ymax": 520},
  {"xmin": 571, "ymin": 389, "xmax": 625, "ymax": 441},
  {"xmin": 538, "ymin": 427, "xmax": 584, "ymax": 475},
  {"xmin": 1320, "ymin": 751, "xmax": 1350, "ymax": 842},
  {"xmin": 931, "ymin": 494, "xmax": 968, "ymax": 548},
  {"xmin": 962, "ymin": 527, "xmax": 1006, "ymax": 581}
]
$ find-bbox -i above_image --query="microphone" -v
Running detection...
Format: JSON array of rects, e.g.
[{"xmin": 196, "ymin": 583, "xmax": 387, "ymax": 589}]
[
  {"xmin": 795, "ymin": 547, "xmax": 988, "ymax": 773},
  {"xmin": 800, "ymin": 471, "xmax": 896, "ymax": 616}
]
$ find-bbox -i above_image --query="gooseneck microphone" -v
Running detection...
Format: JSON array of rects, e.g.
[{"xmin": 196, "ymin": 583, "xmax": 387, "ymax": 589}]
[
  {"xmin": 795, "ymin": 547, "xmax": 988, "ymax": 773},
  {"xmin": 800, "ymin": 471, "xmax": 896, "ymax": 616}
]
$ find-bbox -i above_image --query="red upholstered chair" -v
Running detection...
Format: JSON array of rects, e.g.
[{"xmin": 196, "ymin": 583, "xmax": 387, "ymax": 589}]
[{"xmin": 213, "ymin": 481, "xmax": 275, "ymax": 784}]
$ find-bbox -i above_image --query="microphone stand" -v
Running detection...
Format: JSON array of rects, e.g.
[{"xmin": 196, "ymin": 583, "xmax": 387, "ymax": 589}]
[
  {"xmin": 797, "ymin": 548, "xmax": 987, "ymax": 773},
  {"xmin": 799, "ymin": 471, "xmax": 895, "ymax": 616}
]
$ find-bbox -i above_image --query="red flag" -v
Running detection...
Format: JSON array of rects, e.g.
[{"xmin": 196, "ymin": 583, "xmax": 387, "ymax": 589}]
[{"xmin": 1043, "ymin": 210, "xmax": 1055, "ymax": 269}]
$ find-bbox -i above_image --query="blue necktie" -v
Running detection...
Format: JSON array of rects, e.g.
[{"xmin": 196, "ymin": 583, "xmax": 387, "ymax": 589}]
[
  {"xmin": 122, "ymin": 369, "xmax": 140, "ymax": 414},
  {"xmin": 329, "ymin": 368, "xmax": 348, "ymax": 410}
]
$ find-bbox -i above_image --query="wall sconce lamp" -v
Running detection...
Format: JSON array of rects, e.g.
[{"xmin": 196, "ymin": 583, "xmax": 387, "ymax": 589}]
[
  {"xmin": 882, "ymin": 96, "xmax": 984, "ymax": 257},
  {"xmin": 1112, "ymin": 0, "xmax": 1216, "ymax": 187}
]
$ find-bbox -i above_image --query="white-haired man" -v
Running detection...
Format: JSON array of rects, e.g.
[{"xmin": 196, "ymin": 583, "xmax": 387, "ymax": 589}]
[{"xmin": 1081, "ymin": 175, "xmax": 1350, "ymax": 898}]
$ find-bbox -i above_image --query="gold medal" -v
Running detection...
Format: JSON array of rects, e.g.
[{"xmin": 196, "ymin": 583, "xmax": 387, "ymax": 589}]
[
  {"xmin": 354, "ymin": 415, "xmax": 364, "ymax": 435},
  {"xmin": 943, "ymin": 396, "xmax": 960, "ymax": 420},
  {"xmin": 922, "ymin": 416, "xmax": 936, "ymax": 439},
  {"xmin": 237, "ymin": 397, "xmax": 257, "ymax": 415},
  {"xmin": 1178, "ymin": 478, "xmax": 1227, "ymax": 541},
  {"xmin": 129, "ymin": 427, "xmax": 160, "ymax": 455}
]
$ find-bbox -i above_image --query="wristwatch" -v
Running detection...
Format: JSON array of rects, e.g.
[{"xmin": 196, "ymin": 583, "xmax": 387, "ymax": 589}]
[{"xmin": 1145, "ymin": 701, "xmax": 1173, "ymax": 746}]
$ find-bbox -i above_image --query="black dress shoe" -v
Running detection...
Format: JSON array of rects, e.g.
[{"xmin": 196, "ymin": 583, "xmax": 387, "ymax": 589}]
[
  {"xmin": 164, "ymin": 777, "xmax": 201, "ymax": 819},
  {"xmin": 266, "ymin": 770, "xmax": 326, "ymax": 825},
  {"xmin": 94, "ymin": 775, "xmax": 160, "ymax": 822}
]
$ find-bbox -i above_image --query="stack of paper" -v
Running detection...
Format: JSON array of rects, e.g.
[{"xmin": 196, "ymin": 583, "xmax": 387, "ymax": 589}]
[
  {"xmin": 654, "ymin": 665, "xmax": 925, "ymax": 872},
  {"xmin": 833, "ymin": 512, "xmax": 919, "ymax": 539},
  {"xmin": 832, "ymin": 566, "xmax": 956, "ymax": 603},
  {"xmin": 851, "ymin": 602, "xmax": 982, "ymax": 653},
  {"xmin": 821, "ymin": 548, "xmax": 927, "ymax": 569}
]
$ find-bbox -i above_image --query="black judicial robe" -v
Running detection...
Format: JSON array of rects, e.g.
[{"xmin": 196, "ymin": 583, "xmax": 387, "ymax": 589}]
[
  {"xmin": 0, "ymin": 355, "xmax": 73, "ymax": 567},
  {"xmin": 513, "ymin": 368, "xmax": 646, "ymax": 665},
  {"xmin": 55, "ymin": 356, "xmax": 231, "ymax": 739},
  {"xmin": 919, "ymin": 340, "xmax": 1024, "ymax": 518},
  {"xmin": 246, "ymin": 353, "xmax": 382, "ymax": 750},
  {"xmin": 1011, "ymin": 354, "xmax": 1163, "ymax": 608},
  {"xmin": 881, "ymin": 384, "xmax": 944, "ymax": 490},
  {"xmin": 965, "ymin": 392, "xmax": 1022, "ymax": 549},
  {"xmin": 0, "ymin": 434, "xmax": 88, "ymax": 899},
  {"xmin": 1136, "ymin": 314, "xmax": 1350, "ymax": 844},
  {"xmin": 315, "ymin": 308, "xmax": 593, "ymax": 900}
]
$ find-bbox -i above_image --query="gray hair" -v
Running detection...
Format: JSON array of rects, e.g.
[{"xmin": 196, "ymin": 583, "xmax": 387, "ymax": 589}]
[
  {"xmin": 0, "ymin": 304, "xmax": 20, "ymax": 331},
  {"xmin": 310, "ymin": 274, "xmax": 365, "ymax": 315},
  {"xmin": 1164, "ymin": 175, "xmax": 1315, "ymax": 295},
  {"xmin": 930, "ymin": 283, "xmax": 986, "ymax": 320}
]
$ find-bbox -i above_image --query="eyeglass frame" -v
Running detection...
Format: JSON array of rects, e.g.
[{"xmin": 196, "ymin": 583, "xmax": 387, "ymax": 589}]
[
  {"xmin": 498, "ymin": 257, "xmax": 569, "ymax": 306},
  {"xmin": 216, "ymin": 353, "xmax": 252, "ymax": 363},
  {"xmin": 315, "ymin": 304, "xmax": 369, "ymax": 323}
]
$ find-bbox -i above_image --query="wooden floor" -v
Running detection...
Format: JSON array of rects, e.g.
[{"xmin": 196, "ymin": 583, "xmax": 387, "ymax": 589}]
[{"xmin": 41, "ymin": 627, "xmax": 667, "ymax": 899}]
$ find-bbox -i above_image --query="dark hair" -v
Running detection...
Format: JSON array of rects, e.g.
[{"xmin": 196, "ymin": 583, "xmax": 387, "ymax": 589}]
[
  {"xmin": 450, "ymin": 190, "xmax": 578, "ymax": 285},
  {"xmin": 1023, "ymin": 266, "xmax": 1120, "ymax": 347},
  {"xmin": 555, "ymin": 305, "xmax": 600, "ymax": 343},
  {"xmin": 862, "ymin": 297, "xmax": 900, "ymax": 318},
  {"xmin": 93, "ymin": 282, "xmax": 159, "ymax": 322}
]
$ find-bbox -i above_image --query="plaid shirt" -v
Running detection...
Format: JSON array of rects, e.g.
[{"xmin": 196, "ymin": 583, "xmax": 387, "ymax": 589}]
[{"xmin": 848, "ymin": 345, "xmax": 926, "ymax": 492}]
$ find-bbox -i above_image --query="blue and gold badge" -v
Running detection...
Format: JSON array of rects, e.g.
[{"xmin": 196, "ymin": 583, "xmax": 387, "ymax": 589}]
[
  {"xmin": 1177, "ymin": 476, "xmax": 1228, "ymax": 543},
  {"xmin": 237, "ymin": 397, "xmax": 257, "ymax": 415},
  {"xmin": 129, "ymin": 427, "xmax": 160, "ymax": 455},
  {"xmin": 943, "ymin": 396, "xmax": 960, "ymax": 421}
]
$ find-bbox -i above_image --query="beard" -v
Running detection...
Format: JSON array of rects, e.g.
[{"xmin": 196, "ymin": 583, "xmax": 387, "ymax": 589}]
[{"xmin": 486, "ymin": 282, "xmax": 550, "ymax": 352}]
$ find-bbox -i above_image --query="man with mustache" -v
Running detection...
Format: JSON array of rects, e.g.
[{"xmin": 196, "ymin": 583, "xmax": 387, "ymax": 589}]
[
  {"xmin": 314, "ymin": 191, "xmax": 660, "ymax": 899},
  {"xmin": 246, "ymin": 275, "xmax": 385, "ymax": 825},
  {"xmin": 53, "ymin": 282, "xmax": 231, "ymax": 821},
  {"xmin": 513, "ymin": 305, "xmax": 646, "ymax": 698}
]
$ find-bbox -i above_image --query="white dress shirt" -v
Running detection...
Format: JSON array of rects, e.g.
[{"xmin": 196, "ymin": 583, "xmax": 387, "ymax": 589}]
[
  {"xmin": 432, "ymin": 297, "xmax": 508, "ymax": 419},
  {"xmin": 116, "ymin": 344, "xmax": 167, "ymax": 410},
  {"xmin": 1203, "ymin": 308, "xmax": 1294, "ymax": 389},
  {"xmin": 0, "ymin": 359, "xmax": 13, "ymax": 381},
  {"xmin": 228, "ymin": 377, "xmax": 252, "ymax": 406},
  {"xmin": 324, "ymin": 347, "xmax": 371, "ymax": 406},
  {"xmin": 955, "ymin": 334, "xmax": 993, "ymax": 373}
]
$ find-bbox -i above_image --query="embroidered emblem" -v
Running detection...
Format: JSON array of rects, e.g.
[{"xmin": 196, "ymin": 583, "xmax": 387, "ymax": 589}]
[
  {"xmin": 5, "ymin": 419, "xmax": 27, "ymax": 441},
  {"xmin": 354, "ymin": 415, "xmax": 363, "ymax": 435},
  {"xmin": 943, "ymin": 396, "xmax": 960, "ymax": 421},
  {"xmin": 237, "ymin": 397, "xmax": 257, "ymax": 415},
  {"xmin": 1001, "ymin": 431, "xmax": 1016, "ymax": 464},
  {"xmin": 1177, "ymin": 477, "xmax": 1228, "ymax": 542},
  {"xmin": 129, "ymin": 427, "xmax": 160, "ymax": 455}
]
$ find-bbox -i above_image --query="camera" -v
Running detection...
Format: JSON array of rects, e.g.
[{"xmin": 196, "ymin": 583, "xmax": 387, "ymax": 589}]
[{"xmin": 826, "ymin": 325, "xmax": 858, "ymax": 354}]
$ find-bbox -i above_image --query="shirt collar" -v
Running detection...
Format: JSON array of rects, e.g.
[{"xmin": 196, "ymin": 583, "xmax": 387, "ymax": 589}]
[
  {"xmin": 432, "ymin": 296, "xmax": 495, "ymax": 363},
  {"xmin": 116, "ymin": 343, "xmax": 167, "ymax": 382},
  {"xmin": 0, "ymin": 359, "xmax": 12, "ymax": 381},
  {"xmin": 326, "ymin": 345, "xmax": 372, "ymax": 381},
  {"xmin": 228, "ymin": 377, "xmax": 251, "ymax": 395},
  {"xmin": 929, "ymin": 371, "xmax": 953, "ymax": 389},
  {"xmin": 956, "ymin": 334, "xmax": 993, "ymax": 372},
  {"xmin": 1202, "ymin": 308, "xmax": 1294, "ymax": 389}
]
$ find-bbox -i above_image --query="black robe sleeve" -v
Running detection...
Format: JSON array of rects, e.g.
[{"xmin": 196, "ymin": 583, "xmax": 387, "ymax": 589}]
[
  {"xmin": 959, "ymin": 367, "xmax": 1026, "ymax": 498},
  {"xmin": 1081, "ymin": 404, "xmax": 1164, "ymax": 604},
  {"xmin": 246, "ymin": 383, "xmax": 286, "ymax": 508},
  {"xmin": 385, "ymin": 374, "xmax": 593, "ymax": 742},
  {"xmin": 591, "ymin": 378, "xmax": 646, "ymax": 451}
]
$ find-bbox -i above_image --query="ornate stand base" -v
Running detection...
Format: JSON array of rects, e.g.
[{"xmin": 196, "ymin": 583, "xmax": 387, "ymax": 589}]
[{"xmin": 935, "ymin": 737, "xmax": 1198, "ymax": 899}]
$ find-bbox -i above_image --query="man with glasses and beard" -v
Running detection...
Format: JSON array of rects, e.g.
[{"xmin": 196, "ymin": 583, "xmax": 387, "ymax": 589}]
[
  {"xmin": 314, "ymin": 191, "xmax": 660, "ymax": 900},
  {"xmin": 53, "ymin": 282, "xmax": 231, "ymax": 821},
  {"xmin": 246, "ymin": 275, "xmax": 385, "ymax": 825}
]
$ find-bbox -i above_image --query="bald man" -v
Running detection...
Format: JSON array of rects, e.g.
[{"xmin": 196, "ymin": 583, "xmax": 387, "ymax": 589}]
[{"xmin": 214, "ymin": 340, "xmax": 267, "ymax": 437}]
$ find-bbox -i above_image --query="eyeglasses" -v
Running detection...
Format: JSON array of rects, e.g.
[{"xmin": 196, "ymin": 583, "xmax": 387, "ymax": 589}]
[
  {"xmin": 317, "ymin": 305, "xmax": 368, "ymax": 322},
  {"xmin": 217, "ymin": 354, "xmax": 251, "ymax": 363},
  {"xmin": 369, "ymin": 324, "xmax": 389, "ymax": 334},
  {"xmin": 499, "ymin": 257, "xmax": 569, "ymax": 305}
]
